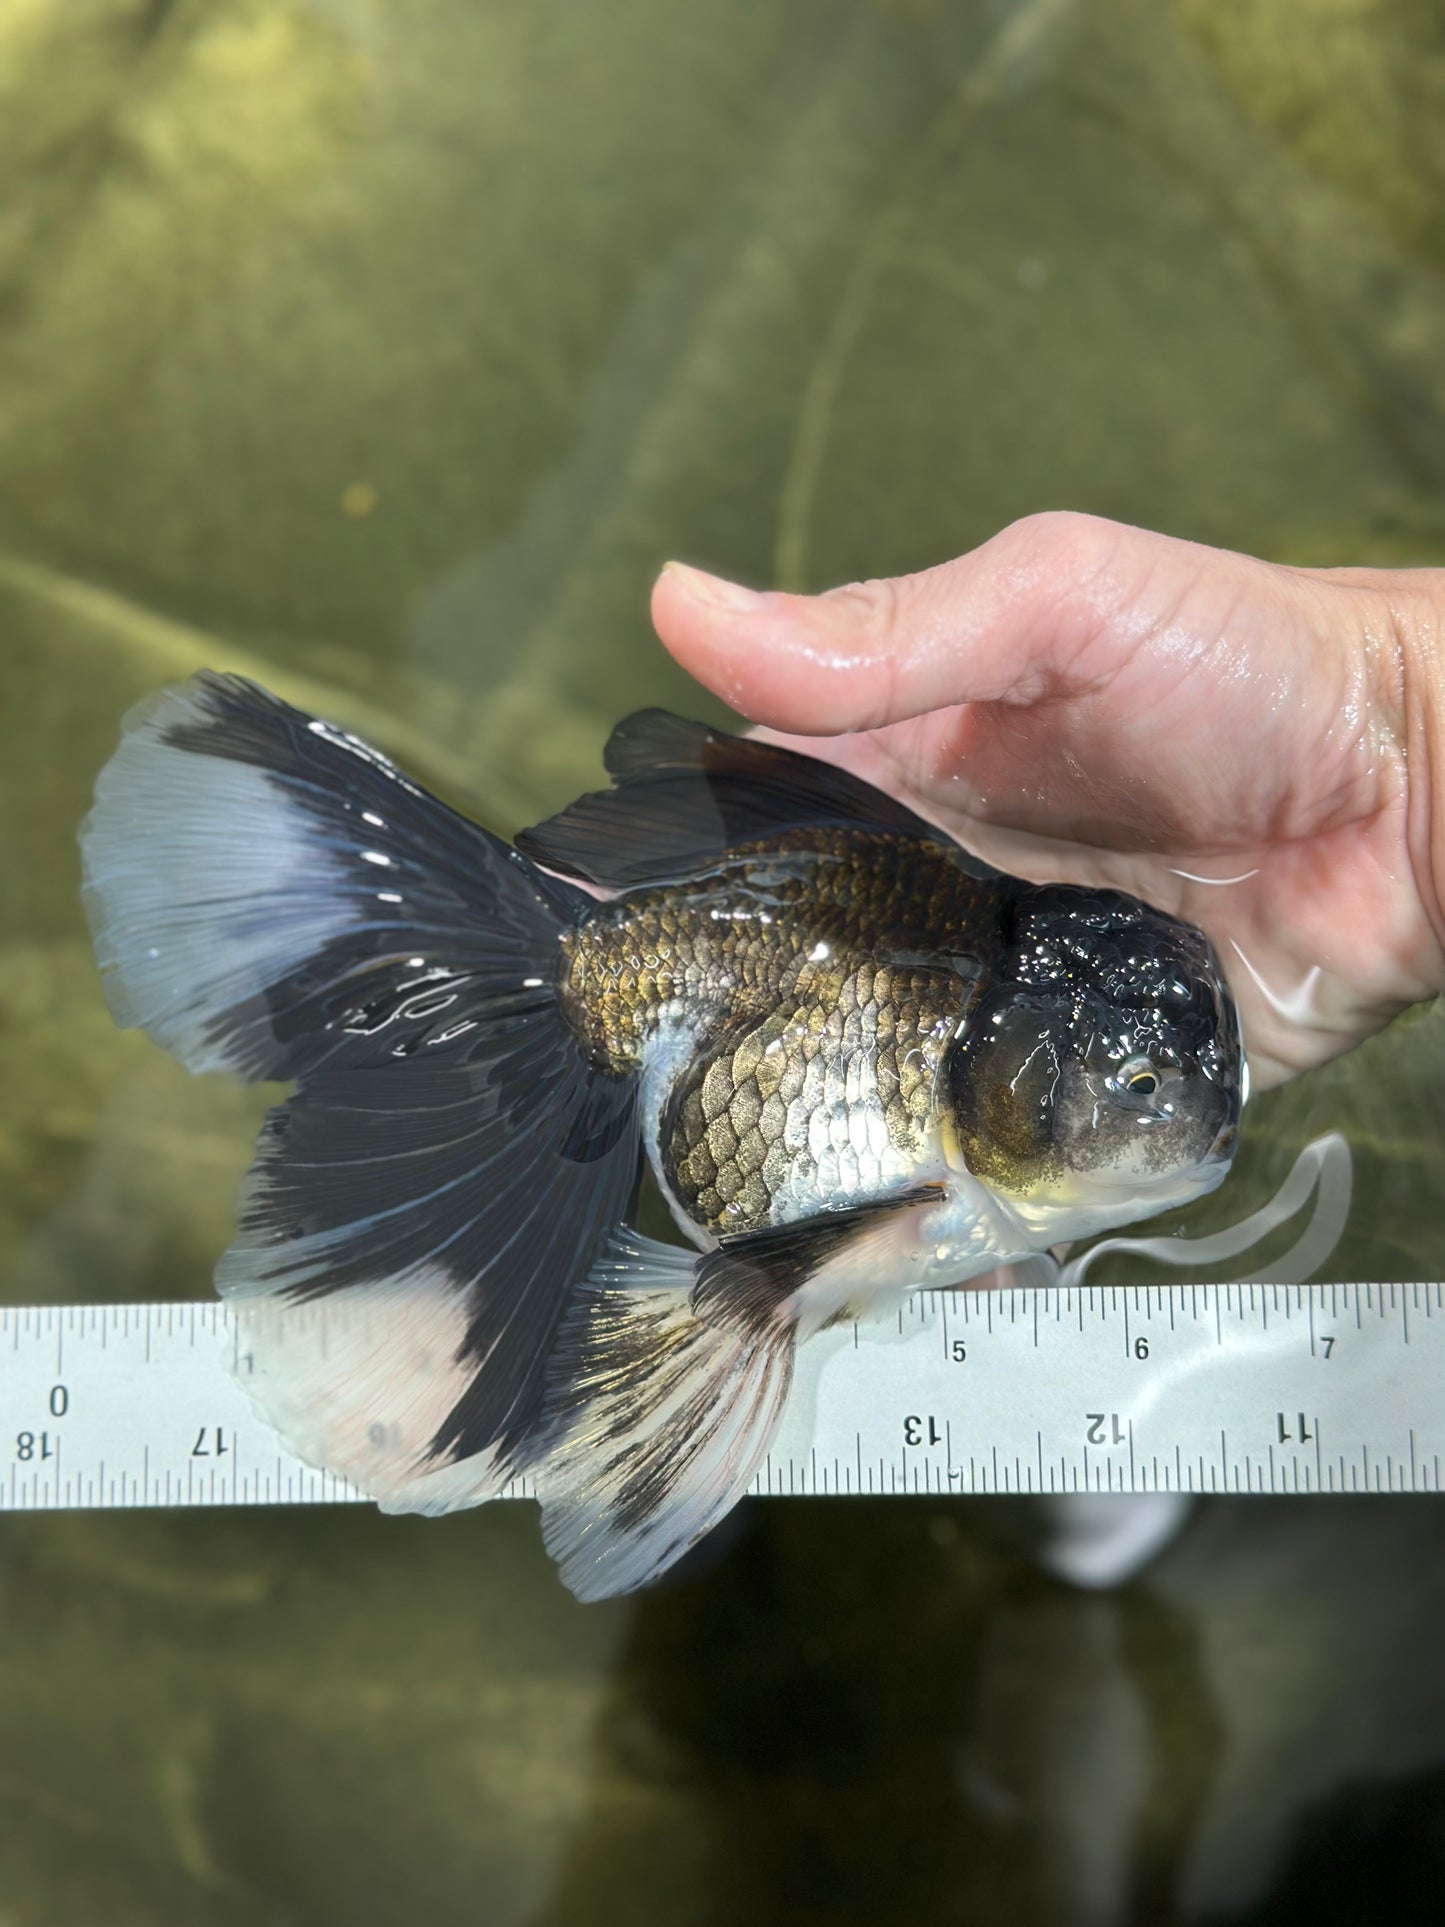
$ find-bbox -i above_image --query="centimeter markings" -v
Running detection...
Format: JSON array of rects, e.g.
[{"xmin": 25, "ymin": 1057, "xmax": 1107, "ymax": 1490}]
[{"xmin": 1, "ymin": 1285, "xmax": 1442, "ymax": 1512}]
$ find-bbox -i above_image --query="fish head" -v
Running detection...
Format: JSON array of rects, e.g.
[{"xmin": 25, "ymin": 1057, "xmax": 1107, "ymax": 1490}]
[{"xmin": 942, "ymin": 885, "xmax": 1244, "ymax": 1239}]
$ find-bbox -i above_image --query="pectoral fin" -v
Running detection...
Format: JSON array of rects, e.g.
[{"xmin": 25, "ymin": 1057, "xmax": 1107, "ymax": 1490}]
[{"xmin": 692, "ymin": 1183, "xmax": 947, "ymax": 1333}]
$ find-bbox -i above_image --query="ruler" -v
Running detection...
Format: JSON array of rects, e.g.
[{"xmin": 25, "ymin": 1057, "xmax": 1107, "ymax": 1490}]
[{"xmin": 1, "ymin": 1284, "xmax": 1441, "ymax": 1511}]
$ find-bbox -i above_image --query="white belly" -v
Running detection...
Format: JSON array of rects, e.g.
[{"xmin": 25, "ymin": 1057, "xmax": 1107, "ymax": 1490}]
[{"xmin": 639, "ymin": 1003, "xmax": 932, "ymax": 1248}]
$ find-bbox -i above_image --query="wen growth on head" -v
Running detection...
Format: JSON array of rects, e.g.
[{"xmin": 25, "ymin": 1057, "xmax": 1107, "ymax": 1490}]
[{"xmin": 80, "ymin": 676, "xmax": 1244, "ymax": 1599}]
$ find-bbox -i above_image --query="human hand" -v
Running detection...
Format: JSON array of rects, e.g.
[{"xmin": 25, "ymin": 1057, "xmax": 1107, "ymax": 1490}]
[{"xmin": 652, "ymin": 513, "xmax": 1445, "ymax": 1089}]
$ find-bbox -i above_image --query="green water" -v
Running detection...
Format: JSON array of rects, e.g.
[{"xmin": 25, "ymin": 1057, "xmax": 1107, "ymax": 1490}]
[{"xmin": 3, "ymin": 2, "xmax": 1445, "ymax": 1921}]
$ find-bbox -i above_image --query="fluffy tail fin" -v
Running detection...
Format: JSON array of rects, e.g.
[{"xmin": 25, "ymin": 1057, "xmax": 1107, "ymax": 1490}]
[
  {"xmin": 81, "ymin": 672, "xmax": 641, "ymax": 1499},
  {"xmin": 529, "ymin": 1232, "xmax": 797, "ymax": 1601}
]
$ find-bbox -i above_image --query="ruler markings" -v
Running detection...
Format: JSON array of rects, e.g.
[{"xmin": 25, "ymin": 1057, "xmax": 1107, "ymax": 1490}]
[{"xmin": 0, "ymin": 1290, "xmax": 1441, "ymax": 1510}]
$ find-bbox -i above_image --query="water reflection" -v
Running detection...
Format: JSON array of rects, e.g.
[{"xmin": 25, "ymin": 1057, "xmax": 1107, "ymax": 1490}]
[{"xmin": 534, "ymin": 1495, "xmax": 1445, "ymax": 1927}]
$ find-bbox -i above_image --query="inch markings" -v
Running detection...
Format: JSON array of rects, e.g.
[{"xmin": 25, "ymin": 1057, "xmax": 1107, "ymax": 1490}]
[{"xmin": 1, "ymin": 1287, "xmax": 1441, "ymax": 1511}]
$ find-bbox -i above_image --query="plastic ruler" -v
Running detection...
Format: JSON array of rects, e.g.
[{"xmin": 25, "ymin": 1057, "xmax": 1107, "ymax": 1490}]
[{"xmin": 1, "ymin": 1283, "xmax": 1441, "ymax": 1512}]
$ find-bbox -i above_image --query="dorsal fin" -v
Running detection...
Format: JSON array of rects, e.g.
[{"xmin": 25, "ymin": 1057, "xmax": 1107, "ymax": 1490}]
[{"xmin": 515, "ymin": 710, "xmax": 997, "ymax": 890}]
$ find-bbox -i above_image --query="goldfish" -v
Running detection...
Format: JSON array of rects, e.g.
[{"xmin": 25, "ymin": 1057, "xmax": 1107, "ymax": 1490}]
[{"xmin": 80, "ymin": 675, "xmax": 1243, "ymax": 1598}]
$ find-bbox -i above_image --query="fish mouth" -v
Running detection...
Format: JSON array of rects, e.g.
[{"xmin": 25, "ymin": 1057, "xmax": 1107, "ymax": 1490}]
[
  {"xmin": 997, "ymin": 1152, "xmax": 1229, "ymax": 1246},
  {"xmin": 1073, "ymin": 1156, "xmax": 1228, "ymax": 1210},
  {"xmin": 1064, "ymin": 1120, "xmax": 1241, "ymax": 1211}
]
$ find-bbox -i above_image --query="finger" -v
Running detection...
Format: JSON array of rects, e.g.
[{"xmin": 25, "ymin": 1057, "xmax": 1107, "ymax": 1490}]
[{"xmin": 652, "ymin": 512, "xmax": 1201, "ymax": 733}]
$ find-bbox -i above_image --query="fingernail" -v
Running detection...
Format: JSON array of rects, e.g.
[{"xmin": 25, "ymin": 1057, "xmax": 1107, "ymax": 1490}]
[{"xmin": 660, "ymin": 560, "xmax": 767, "ymax": 615}]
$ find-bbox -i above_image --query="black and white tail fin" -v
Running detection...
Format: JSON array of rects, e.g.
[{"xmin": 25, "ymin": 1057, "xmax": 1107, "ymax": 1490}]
[
  {"xmin": 530, "ymin": 1232, "xmax": 798, "ymax": 1602},
  {"xmin": 81, "ymin": 673, "xmax": 585, "ymax": 1083},
  {"xmin": 80, "ymin": 672, "xmax": 641, "ymax": 1500}
]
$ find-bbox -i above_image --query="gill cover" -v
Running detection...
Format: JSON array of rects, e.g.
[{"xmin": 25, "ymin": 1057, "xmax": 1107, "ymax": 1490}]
[{"xmin": 944, "ymin": 985, "xmax": 1070, "ymax": 1192}]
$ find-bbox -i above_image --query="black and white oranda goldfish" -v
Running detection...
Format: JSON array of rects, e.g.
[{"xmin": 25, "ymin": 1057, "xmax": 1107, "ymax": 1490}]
[{"xmin": 81, "ymin": 675, "xmax": 1243, "ymax": 1598}]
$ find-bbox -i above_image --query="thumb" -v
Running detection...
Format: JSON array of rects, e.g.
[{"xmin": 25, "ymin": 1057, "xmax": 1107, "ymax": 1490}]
[{"xmin": 652, "ymin": 512, "xmax": 1212, "ymax": 734}]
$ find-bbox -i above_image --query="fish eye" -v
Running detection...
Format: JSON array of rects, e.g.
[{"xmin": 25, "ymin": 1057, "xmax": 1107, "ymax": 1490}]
[{"xmin": 1117, "ymin": 1055, "xmax": 1159, "ymax": 1095}]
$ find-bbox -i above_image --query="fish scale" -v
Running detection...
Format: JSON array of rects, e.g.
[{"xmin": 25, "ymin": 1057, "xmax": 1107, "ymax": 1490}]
[{"xmin": 559, "ymin": 829, "xmax": 991, "ymax": 1234}]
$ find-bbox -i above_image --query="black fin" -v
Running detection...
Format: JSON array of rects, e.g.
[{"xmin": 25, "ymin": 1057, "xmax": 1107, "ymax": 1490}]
[
  {"xmin": 694, "ymin": 1183, "xmax": 948, "ymax": 1321},
  {"xmin": 83, "ymin": 672, "xmax": 643, "ymax": 1483},
  {"xmin": 530, "ymin": 1184, "xmax": 948, "ymax": 1601},
  {"xmin": 220, "ymin": 1052, "xmax": 640, "ymax": 1480},
  {"xmin": 515, "ymin": 709, "xmax": 996, "ymax": 890}
]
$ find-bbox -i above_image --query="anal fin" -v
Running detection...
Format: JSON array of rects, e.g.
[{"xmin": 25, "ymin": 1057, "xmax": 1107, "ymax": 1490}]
[
  {"xmin": 530, "ymin": 1233, "xmax": 794, "ymax": 1602},
  {"xmin": 529, "ymin": 1184, "xmax": 948, "ymax": 1602}
]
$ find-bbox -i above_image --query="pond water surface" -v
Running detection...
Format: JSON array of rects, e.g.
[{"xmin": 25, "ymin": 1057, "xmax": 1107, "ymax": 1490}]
[{"xmin": 3, "ymin": 4, "xmax": 1445, "ymax": 1922}]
